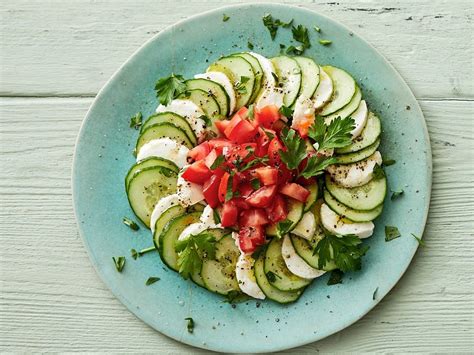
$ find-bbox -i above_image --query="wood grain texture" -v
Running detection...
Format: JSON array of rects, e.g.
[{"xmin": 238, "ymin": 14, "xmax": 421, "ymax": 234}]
[{"xmin": 1, "ymin": 0, "xmax": 473, "ymax": 353}]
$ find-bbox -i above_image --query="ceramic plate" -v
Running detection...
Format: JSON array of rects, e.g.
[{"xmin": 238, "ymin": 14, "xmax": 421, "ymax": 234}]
[{"xmin": 73, "ymin": 3, "xmax": 432, "ymax": 353}]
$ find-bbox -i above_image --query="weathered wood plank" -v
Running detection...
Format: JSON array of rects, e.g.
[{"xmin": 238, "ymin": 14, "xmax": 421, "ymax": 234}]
[
  {"xmin": 0, "ymin": 0, "xmax": 472, "ymax": 99},
  {"xmin": 0, "ymin": 97, "xmax": 472, "ymax": 352}
]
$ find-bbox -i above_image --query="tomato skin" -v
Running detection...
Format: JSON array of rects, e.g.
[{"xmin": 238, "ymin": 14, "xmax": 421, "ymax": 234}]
[
  {"xmin": 218, "ymin": 172, "xmax": 239, "ymax": 203},
  {"xmin": 246, "ymin": 185, "xmax": 277, "ymax": 208},
  {"xmin": 228, "ymin": 119, "xmax": 258, "ymax": 144},
  {"xmin": 238, "ymin": 232, "xmax": 255, "ymax": 253},
  {"xmin": 235, "ymin": 106, "xmax": 249, "ymax": 119},
  {"xmin": 266, "ymin": 194, "xmax": 288, "ymax": 223},
  {"xmin": 267, "ymin": 137, "xmax": 285, "ymax": 166},
  {"xmin": 238, "ymin": 226, "xmax": 265, "ymax": 253},
  {"xmin": 202, "ymin": 175, "xmax": 221, "ymax": 208},
  {"xmin": 272, "ymin": 119, "xmax": 287, "ymax": 133},
  {"xmin": 232, "ymin": 197, "xmax": 250, "ymax": 210},
  {"xmin": 224, "ymin": 113, "xmax": 243, "ymax": 138},
  {"xmin": 255, "ymin": 166, "xmax": 278, "ymax": 185},
  {"xmin": 238, "ymin": 182, "xmax": 254, "ymax": 198},
  {"xmin": 208, "ymin": 138, "xmax": 234, "ymax": 154},
  {"xmin": 181, "ymin": 160, "xmax": 212, "ymax": 184},
  {"xmin": 214, "ymin": 120, "xmax": 230, "ymax": 135},
  {"xmin": 240, "ymin": 208, "xmax": 269, "ymax": 227},
  {"xmin": 221, "ymin": 201, "xmax": 238, "ymax": 227},
  {"xmin": 188, "ymin": 141, "xmax": 210, "ymax": 161},
  {"xmin": 279, "ymin": 183, "xmax": 310, "ymax": 202},
  {"xmin": 255, "ymin": 105, "xmax": 280, "ymax": 128}
]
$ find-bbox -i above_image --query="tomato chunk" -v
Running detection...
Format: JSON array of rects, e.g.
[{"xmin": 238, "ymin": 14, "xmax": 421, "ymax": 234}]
[
  {"xmin": 187, "ymin": 141, "xmax": 210, "ymax": 161},
  {"xmin": 228, "ymin": 119, "xmax": 257, "ymax": 144},
  {"xmin": 280, "ymin": 183, "xmax": 310, "ymax": 202},
  {"xmin": 181, "ymin": 160, "xmax": 212, "ymax": 184},
  {"xmin": 246, "ymin": 185, "xmax": 277, "ymax": 208},
  {"xmin": 221, "ymin": 201, "xmax": 238, "ymax": 227},
  {"xmin": 266, "ymin": 194, "xmax": 288, "ymax": 223},
  {"xmin": 238, "ymin": 182, "xmax": 254, "ymax": 198},
  {"xmin": 238, "ymin": 226, "xmax": 265, "ymax": 253},
  {"xmin": 204, "ymin": 149, "xmax": 218, "ymax": 169},
  {"xmin": 224, "ymin": 113, "xmax": 243, "ymax": 138},
  {"xmin": 207, "ymin": 138, "xmax": 234, "ymax": 154},
  {"xmin": 255, "ymin": 105, "xmax": 280, "ymax": 128},
  {"xmin": 240, "ymin": 208, "xmax": 269, "ymax": 227},
  {"xmin": 255, "ymin": 166, "xmax": 278, "ymax": 186},
  {"xmin": 238, "ymin": 231, "xmax": 255, "ymax": 253},
  {"xmin": 214, "ymin": 120, "xmax": 230, "ymax": 135},
  {"xmin": 267, "ymin": 137, "xmax": 285, "ymax": 166},
  {"xmin": 218, "ymin": 172, "xmax": 238, "ymax": 203},
  {"xmin": 202, "ymin": 175, "xmax": 221, "ymax": 208}
]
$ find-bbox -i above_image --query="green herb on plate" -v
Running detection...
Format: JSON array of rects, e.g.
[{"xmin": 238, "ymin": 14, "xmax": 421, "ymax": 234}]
[{"xmin": 385, "ymin": 226, "xmax": 401, "ymax": 241}]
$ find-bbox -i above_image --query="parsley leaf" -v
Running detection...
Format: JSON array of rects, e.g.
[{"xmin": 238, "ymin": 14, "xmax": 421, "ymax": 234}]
[
  {"xmin": 313, "ymin": 25, "xmax": 321, "ymax": 32},
  {"xmin": 131, "ymin": 246, "xmax": 155, "ymax": 260},
  {"xmin": 130, "ymin": 249, "xmax": 138, "ymax": 260},
  {"xmin": 276, "ymin": 219, "xmax": 293, "ymax": 238},
  {"xmin": 262, "ymin": 13, "xmax": 293, "ymax": 40},
  {"xmin": 372, "ymin": 164, "xmax": 385, "ymax": 180},
  {"xmin": 279, "ymin": 128, "xmax": 307, "ymax": 170},
  {"xmin": 250, "ymin": 178, "xmax": 261, "ymax": 190},
  {"xmin": 309, "ymin": 116, "xmax": 355, "ymax": 151},
  {"xmin": 314, "ymin": 233, "xmax": 369, "ymax": 272},
  {"xmin": 383, "ymin": 157, "xmax": 396, "ymax": 166},
  {"xmin": 411, "ymin": 233, "xmax": 425, "ymax": 247},
  {"xmin": 185, "ymin": 317, "xmax": 194, "ymax": 333},
  {"xmin": 373, "ymin": 287, "xmax": 379, "ymax": 300},
  {"xmin": 319, "ymin": 39, "xmax": 332, "ymax": 45},
  {"xmin": 300, "ymin": 154, "xmax": 337, "ymax": 179},
  {"xmin": 145, "ymin": 277, "xmax": 160, "ymax": 286},
  {"xmin": 263, "ymin": 129, "xmax": 275, "ymax": 140},
  {"xmin": 213, "ymin": 209, "xmax": 221, "ymax": 224},
  {"xmin": 199, "ymin": 115, "xmax": 212, "ymax": 127},
  {"xmin": 385, "ymin": 226, "xmax": 401, "ymax": 241},
  {"xmin": 327, "ymin": 269, "xmax": 343, "ymax": 285},
  {"xmin": 225, "ymin": 172, "xmax": 235, "ymax": 201},
  {"xmin": 210, "ymin": 154, "xmax": 225, "ymax": 170},
  {"xmin": 122, "ymin": 216, "xmax": 139, "ymax": 231},
  {"xmin": 112, "ymin": 256, "xmax": 126, "ymax": 272},
  {"xmin": 235, "ymin": 76, "xmax": 250, "ymax": 94},
  {"xmin": 222, "ymin": 14, "xmax": 230, "ymax": 22},
  {"xmin": 175, "ymin": 232, "xmax": 217, "ymax": 279},
  {"xmin": 129, "ymin": 112, "xmax": 142, "ymax": 130},
  {"xmin": 265, "ymin": 271, "xmax": 281, "ymax": 283},
  {"xmin": 247, "ymin": 41, "xmax": 254, "ymax": 50},
  {"xmin": 291, "ymin": 25, "xmax": 311, "ymax": 54},
  {"xmin": 154, "ymin": 73, "xmax": 186, "ymax": 106},
  {"xmin": 391, "ymin": 189, "xmax": 404, "ymax": 200},
  {"xmin": 279, "ymin": 105, "xmax": 294, "ymax": 118}
]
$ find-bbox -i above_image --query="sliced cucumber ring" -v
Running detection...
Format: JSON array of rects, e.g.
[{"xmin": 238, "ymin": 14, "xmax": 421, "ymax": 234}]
[
  {"xmin": 271, "ymin": 56, "xmax": 302, "ymax": 107},
  {"xmin": 136, "ymin": 123, "xmax": 194, "ymax": 153},
  {"xmin": 140, "ymin": 112, "xmax": 196, "ymax": 143},
  {"xmin": 125, "ymin": 157, "xmax": 178, "ymax": 191},
  {"xmin": 185, "ymin": 78, "xmax": 230, "ymax": 117},
  {"xmin": 293, "ymin": 57, "xmax": 320, "ymax": 101},
  {"xmin": 320, "ymin": 66, "xmax": 356, "ymax": 116},
  {"xmin": 336, "ymin": 112, "xmax": 381, "ymax": 154},
  {"xmin": 324, "ymin": 86, "xmax": 362, "ymax": 122},
  {"xmin": 234, "ymin": 52, "xmax": 264, "ymax": 103},
  {"xmin": 291, "ymin": 234, "xmax": 337, "ymax": 271},
  {"xmin": 303, "ymin": 183, "xmax": 319, "ymax": 212},
  {"xmin": 324, "ymin": 188, "xmax": 383, "ymax": 222},
  {"xmin": 282, "ymin": 235, "xmax": 326, "ymax": 279},
  {"xmin": 335, "ymin": 138, "xmax": 380, "ymax": 164},
  {"xmin": 177, "ymin": 89, "xmax": 220, "ymax": 120}
]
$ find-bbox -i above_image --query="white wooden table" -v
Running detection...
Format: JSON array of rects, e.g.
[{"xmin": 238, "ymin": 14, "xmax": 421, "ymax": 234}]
[{"xmin": 1, "ymin": 1, "xmax": 473, "ymax": 352}]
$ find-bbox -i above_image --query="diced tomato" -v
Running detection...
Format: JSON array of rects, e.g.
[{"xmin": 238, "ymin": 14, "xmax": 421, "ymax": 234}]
[
  {"xmin": 214, "ymin": 120, "xmax": 230, "ymax": 135},
  {"xmin": 202, "ymin": 175, "xmax": 221, "ymax": 208},
  {"xmin": 231, "ymin": 197, "xmax": 250, "ymax": 210},
  {"xmin": 218, "ymin": 172, "xmax": 239, "ymax": 203},
  {"xmin": 254, "ymin": 128, "xmax": 274, "ymax": 157},
  {"xmin": 272, "ymin": 119, "xmax": 287, "ymax": 133},
  {"xmin": 254, "ymin": 105, "xmax": 280, "ymax": 128},
  {"xmin": 295, "ymin": 176, "xmax": 317, "ymax": 186},
  {"xmin": 235, "ymin": 106, "xmax": 249, "ymax": 119},
  {"xmin": 207, "ymin": 138, "xmax": 234, "ymax": 154},
  {"xmin": 225, "ymin": 143, "xmax": 255, "ymax": 165},
  {"xmin": 238, "ymin": 182, "xmax": 254, "ymax": 198},
  {"xmin": 187, "ymin": 141, "xmax": 210, "ymax": 161},
  {"xmin": 204, "ymin": 149, "xmax": 218, "ymax": 169},
  {"xmin": 240, "ymin": 208, "xmax": 269, "ymax": 227},
  {"xmin": 238, "ymin": 226, "xmax": 265, "ymax": 253},
  {"xmin": 224, "ymin": 113, "xmax": 243, "ymax": 138},
  {"xmin": 228, "ymin": 119, "xmax": 258, "ymax": 143},
  {"xmin": 266, "ymin": 194, "xmax": 288, "ymax": 223},
  {"xmin": 246, "ymin": 185, "xmax": 277, "ymax": 208},
  {"xmin": 181, "ymin": 160, "xmax": 212, "ymax": 184},
  {"xmin": 280, "ymin": 183, "xmax": 310, "ymax": 202},
  {"xmin": 221, "ymin": 201, "xmax": 238, "ymax": 227},
  {"xmin": 238, "ymin": 231, "xmax": 255, "ymax": 253},
  {"xmin": 255, "ymin": 166, "xmax": 278, "ymax": 186}
]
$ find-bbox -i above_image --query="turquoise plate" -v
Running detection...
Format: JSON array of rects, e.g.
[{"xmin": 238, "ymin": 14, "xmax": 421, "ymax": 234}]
[{"xmin": 73, "ymin": 3, "xmax": 432, "ymax": 353}]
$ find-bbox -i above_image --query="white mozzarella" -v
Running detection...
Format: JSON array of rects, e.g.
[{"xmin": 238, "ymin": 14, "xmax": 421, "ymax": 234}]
[
  {"xmin": 292, "ymin": 211, "xmax": 316, "ymax": 240},
  {"xmin": 156, "ymin": 99, "xmax": 206, "ymax": 137},
  {"xmin": 350, "ymin": 100, "xmax": 368, "ymax": 138},
  {"xmin": 255, "ymin": 87, "xmax": 284, "ymax": 110},
  {"xmin": 281, "ymin": 235, "xmax": 326, "ymax": 279},
  {"xmin": 177, "ymin": 167, "xmax": 204, "ymax": 206},
  {"xmin": 195, "ymin": 71, "xmax": 236, "ymax": 114},
  {"xmin": 249, "ymin": 52, "xmax": 277, "ymax": 87},
  {"xmin": 320, "ymin": 203, "xmax": 374, "ymax": 238},
  {"xmin": 149, "ymin": 194, "xmax": 180, "ymax": 234},
  {"xmin": 178, "ymin": 222, "xmax": 207, "ymax": 241},
  {"xmin": 199, "ymin": 205, "xmax": 222, "ymax": 228},
  {"xmin": 313, "ymin": 67, "xmax": 333, "ymax": 110},
  {"xmin": 235, "ymin": 254, "xmax": 265, "ymax": 299},
  {"xmin": 326, "ymin": 151, "xmax": 382, "ymax": 188},
  {"xmin": 136, "ymin": 138, "xmax": 189, "ymax": 168},
  {"xmin": 291, "ymin": 98, "xmax": 315, "ymax": 130}
]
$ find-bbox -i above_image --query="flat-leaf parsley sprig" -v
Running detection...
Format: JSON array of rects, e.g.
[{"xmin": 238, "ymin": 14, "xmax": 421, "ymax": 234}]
[
  {"xmin": 154, "ymin": 73, "xmax": 186, "ymax": 106},
  {"xmin": 175, "ymin": 232, "xmax": 217, "ymax": 279}
]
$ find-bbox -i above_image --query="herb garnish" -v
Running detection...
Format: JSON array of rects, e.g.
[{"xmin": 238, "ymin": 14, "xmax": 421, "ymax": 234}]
[
  {"xmin": 314, "ymin": 232, "xmax": 369, "ymax": 272},
  {"xmin": 145, "ymin": 277, "xmax": 160, "ymax": 286},
  {"xmin": 129, "ymin": 112, "xmax": 142, "ymax": 130},
  {"xmin": 279, "ymin": 128, "xmax": 307, "ymax": 170},
  {"xmin": 308, "ymin": 116, "xmax": 355, "ymax": 151},
  {"xmin": 276, "ymin": 219, "xmax": 293, "ymax": 238},
  {"xmin": 247, "ymin": 41, "xmax": 254, "ymax": 50},
  {"xmin": 112, "ymin": 256, "xmax": 126, "ymax": 272},
  {"xmin": 372, "ymin": 164, "xmax": 385, "ymax": 180},
  {"xmin": 175, "ymin": 232, "xmax": 217, "ymax": 279},
  {"xmin": 250, "ymin": 178, "xmax": 261, "ymax": 190},
  {"xmin": 122, "ymin": 217, "xmax": 139, "ymax": 231},
  {"xmin": 213, "ymin": 209, "xmax": 221, "ymax": 224},
  {"xmin": 287, "ymin": 25, "xmax": 311, "ymax": 55},
  {"xmin": 235, "ymin": 76, "xmax": 250, "ymax": 95},
  {"xmin": 279, "ymin": 105, "xmax": 294, "ymax": 118},
  {"xmin": 385, "ymin": 226, "xmax": 401, "ymax": 241},
  {"xmin": 271, "ymin": 72, "xmax": 279, "ymax": 84},
  {"xmin": 327, "ymin": 269, "xmax": 343, "ymax": 285},
  {"xmin": 154, "ymin": 73, "xmax": 186, "ymax": 106},
  {"xmin": 300, "ymin": 155, "xmax": 337, "ymax": 178},
  {"xmin": 265, "ymin": 271, "xmax": 281, "ymax": 283},
  {"xmin": 210, "ymin": 154, "xmax": 225, "ymax": 170},
  {"xmin": 130, "ymin": 246, "xmax": 156, "ymax": 260},
  {"xmin": 225, "ymin": 172, "xmax": 235, "ymax": 201},
  {"xmin": 382, "ymin": 157, "xmax": 396, "ymax": 166},
  {"xmin": 391, "ymin": 189, "xmax": 404, "ymax": 200},
  {"xmin": 198, "ymin": 114, "xmax": 212, "ymax": 127},
  {"xmin": 222, "ymin": 14, "xmax": 230, "ymax": 22},
  {"xmin": 411, "ymin": 233, "xmax": 425, "ymax": 247},
  {"xmin": 319, "ymin": 39, "xmax": 332, "ymax": 46},
  {"xmin": 313, "ymin": 25, "xmax": 321, "ymax": 32},
  {"xmin": 185, "ymin": 317, "xmax": 194, "ymax": 333},
  {"xmin": 262, "ymin": 13, "xmax": 293, "ymax": 40},
  {"xmin": 373, "ymin": 287, "xmax": 379, "ymax": 300}
]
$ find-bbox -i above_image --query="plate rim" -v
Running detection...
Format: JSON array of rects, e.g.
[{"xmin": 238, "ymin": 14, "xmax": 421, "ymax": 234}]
[{"xmin": 72, "ymin": 3, "xmax": 433, "ymax": 352}]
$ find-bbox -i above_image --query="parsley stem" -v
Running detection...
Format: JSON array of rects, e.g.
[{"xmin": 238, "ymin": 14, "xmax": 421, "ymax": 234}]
[{"xmin": 138, "ymin": 246, "xmax": 156, "ymax": 256}]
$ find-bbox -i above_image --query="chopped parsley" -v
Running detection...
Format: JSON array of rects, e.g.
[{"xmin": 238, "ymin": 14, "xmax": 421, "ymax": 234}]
[
  {"xmin": 210, "ymin": 154, "xmax": 225, "ymax": 170},
  {"xmin": 276, "ymin": 219, "xmax": 293, "ymax": 238},
  {"xmin": 372, "ymin": 164, "xmax": 386, "ymax": 180},
  {"xmin": 154, "ymin": 73, "xmax": 186, "ymax": 106},
  {"xmin": 222, "ymin": 14, "xmax": 230, "ymax": 22},
  {"xmin": 247, "ymin": 41, "xmax": 254, "ymax": 50},
  {"xmin": 235, "ymin": 76, "xmax": 250, "ymax": 94},
  {"xmin": 411, "ymin": 233, "xmax": 425, "ymax": 247},
  {"xmin": 313, "ymin": 25, "xmax": 321, "ymax": 32},
  {"xmin": 145, "ymin": 277, "xmax": 160, "ymax": 286},
  {"xmin": 382, "ymin": 157, "xmax": 396, "ymax": 166},
  {"xmin": 225, "ymin": 172, "xmax": 235, "ymax": 201},
  {"xmin": 319, "ymin": 39, "xmax": 332, "ymax": 46},
  {"xmin": 175, "ymin": 232, "xmax": 217, "ymax": 279},
  {"xmin": 279, "ymin": 128, "xmax": 307, "ymax": 170},
  {"xmin": 279, "ymin": 105, "xmax": 294, "ymax": 118},
  {"xmin": 300, "ymin": 154, "xmax": 337, "ymax": 178},
  {"xmin": 213, "ymin": 209, "xmax": 221, "ymax": 224},
  {"xmin": 112, "ymin": 256, "xmax": 126, "ymax": 272},
  {"xmin": 250, "ymin": 178, "xmax": 261, "ymax": 190},
  {"xmin": 265, "ymin": 271, "xmax": 281, "ymax": 283},
  {"xmin": 122, "ymin": 216, "xmax": 139, "ymax": 231},
  {"xmin": 131, "ymin": 246, "xmax": 155, "ymax": 260},
  {"xmin": 262, "ymin": 13, "xmax": 293, "ymax": 40},
  {"xmin": 327, "ymin": 269, "xmax": 343, "ymax": 285},
  {"xmin": 129, "ymin": 112, "xmax": 142, "ymax": 130},
  {"xmin": 308, "ymin": 116, "xmax": 355, "ymax": 151},
  {"xmin": 198, "ymin": 114, "xmax": 212, "ymax": 127},
  {"xmin": 385, "ymin": 226, "xmax": 401, "ymax": 241},
  {"xmin": 288, "ymin": 25, "xmax": 311, "ymax": 55},
  {"xmin": 185, "ymin": 317, "xmax": 194, "ymax": 333},
  {"xmin": 391, "ymin": 189, "xmax": 404, "ymax": 200},
  {"xmin": 373, "ymin": 287, "xmax": 379, "ymax": 300}
]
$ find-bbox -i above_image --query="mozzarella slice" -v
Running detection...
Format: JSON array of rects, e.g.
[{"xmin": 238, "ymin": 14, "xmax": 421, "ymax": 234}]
[
  {"xmin": 156, "ymin": 99, "xmax": 206, "ymax": 137},
  {"xmin": 291, "ymin": 98, "xmax": 315, "ymax": 131},
  {"xmin": 320, "ymin": 203, "xmax": 374, "ymax": 238},
  {"xmin": 178, "ymin": 222, "xmax": 207, "ymax": 241},
  {"xmin": 327, "ymin": 151, "xmax": 382, "ymax": 188},
  {"xmin": 255, "ymin": 87, "xmax": 284, "ymax": 110},
  {"xmin": 350, "ymin": 100, "xmax": 368, "ymax": 138},
  {"xmin": 313, "ymin": 67, "xmax": 333, "ymax": 110},
  {"xmin": 249, "ymin": 52, "xmax": 276, "ymax": 87},
  {"xmin": 235, "ymin": 254, "xmax": 265, "ymax": 299},
  {"xmin": 177, "ymin": 167, "xmax": 204, "ymax": 206},
  {"xmin": 149, "ymin": 194, "xmax": 180, "ymax": 234},
  {"xmin": 199, "ymin": 205, "xmax": 222, "ymax": 228},
  {"xmin": 195, "ymin": 71, "xmax": 236, "ymax": 114},
  {"xmin": 282, "ymin": 235, "xmax": 325, "ymax": 279},
  {"xmin": 136, "ymin": 138, "xmax": 189, "ymax": 168},
  {"xmin": 292, "ymin": 211, "xmax": 316, "ymax": 240}
]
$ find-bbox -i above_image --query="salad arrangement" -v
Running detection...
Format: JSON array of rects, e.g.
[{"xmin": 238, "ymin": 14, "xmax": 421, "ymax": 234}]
[{"xmin": 124, "ymin": 50, "xmax": 386, "ymax": 303}]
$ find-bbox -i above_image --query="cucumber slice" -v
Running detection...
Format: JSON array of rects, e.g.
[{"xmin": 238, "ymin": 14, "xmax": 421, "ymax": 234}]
[
  {"xmin": 234, "ymin": 53, "xmax": 263, "ymax": 103},
  {"xmin": 324, "ymin": 188, "xmax": 383, "ymax": 222},
  {"xmin": 177, "ymin": 89, "xmax": 220, "ymax": 120},
  {"xmin": 313, "ymin": 67, "xmax": 333, "ymax": 109},
  {"xmin": 291, "ymin": 234, "xmax": 337, "ymax": 271},
  {"xmin": 324, "ymin": 86, "xmax": 361, "ymax": 122},
  {"xmin": 208, "ymin": 56, "xmax": 255, "ymax": 109},
  {"xmin": 336, "ymin": 112, "xmax": 381, "ymax": 154},
  {"xmin": 266, "ymin": 198, "xmax": 304, "ymax": 237},
  {"xmin": 335, "ymin": 138, "xmax": 380, "ymax": 164},
  {"xmin": 303, "ymin": 183, "xmax": 319, "ymax": 212},
  {"xmin": 264, "ymin": 238, "xmax": 312, "ymax": 291},
  {"xmin": 320, "ymin": 66, "xmax": 356, "ymax": 116},
  {"xmin": 125, "ymin": 157, "xmax": 178, "ymax": 191},
  {"xmin": 136, "ymin": 123, "xmax": 194, "ymax": 153},
  {"xmin": 293, "ymin": 57, "xmax": 320, "ymax": 101},
  {"xmin": 271, "ymin": 56, "xmax": 302, "ymax": 107},
  {"xmin": 127, "ymin": 166, "xmax": 178, "ymax": 227},
  {"xmin": 325, "ymin": 173, "xmax": 387, "ymax": 211},
  {"xmin": 185, "ymin": 78, "xmax": 229, "ymax": 117},
  {"xmin": 282, "ymin": 235, "xmax": 325, "ymax": 279},
  {"xmin": 201, "ymin": 234, "xmax": 240, "ymax": 295},
  {"xmin": 254, "ymin": 252, "xmax": 304, "ymax": 303},
  {"xmin": 158, "ymin": 212, "xmax": 202, "ymax": 270},
  {"xmin": 292, "ymin": 211, "xmax": 316, "ymax": 240},
  {"xmin": 140, "ymin": 113, "xmax": 195, "ymax": 141},
  {"xmin": 153, "ymin": 204, "xmax": 184, "ymax": 249}
]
